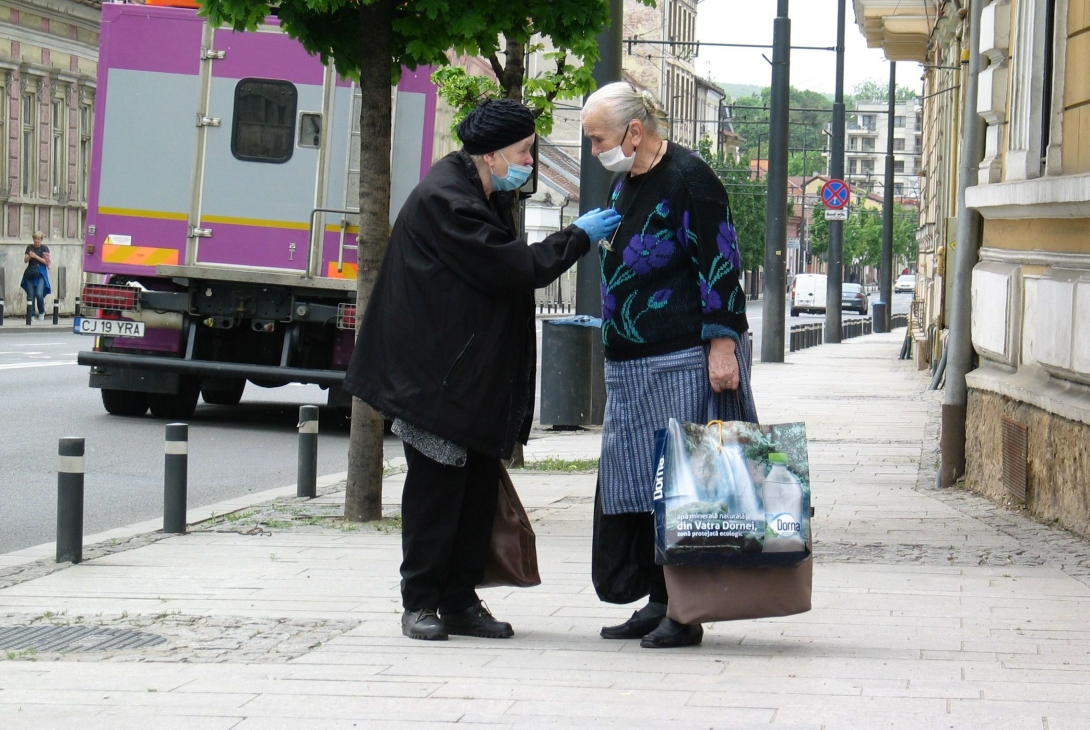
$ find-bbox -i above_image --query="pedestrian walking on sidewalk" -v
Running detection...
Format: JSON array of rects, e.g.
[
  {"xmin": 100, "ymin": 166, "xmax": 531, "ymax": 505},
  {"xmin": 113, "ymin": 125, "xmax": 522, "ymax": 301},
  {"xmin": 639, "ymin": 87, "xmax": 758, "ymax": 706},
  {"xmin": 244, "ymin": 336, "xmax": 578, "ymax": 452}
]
[
  {"xmin": 344, "ymin": 99, "xmax": 620, "ymax": 642},
  {"xmin": 581, "ymin": 82, "xmax": 759, "ymax": 648},
  {"xmin": 20, "ymin": 232, "xmax": 52, "ymax": 321}
]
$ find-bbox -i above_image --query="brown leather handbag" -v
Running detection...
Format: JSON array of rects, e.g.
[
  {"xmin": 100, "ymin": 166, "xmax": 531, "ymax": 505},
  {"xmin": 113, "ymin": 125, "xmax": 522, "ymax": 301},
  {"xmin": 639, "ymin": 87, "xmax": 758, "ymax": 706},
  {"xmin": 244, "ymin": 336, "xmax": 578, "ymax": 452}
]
[{"xmin": 479, "ymin": 466, "xmax": 541, "ymax": 588}]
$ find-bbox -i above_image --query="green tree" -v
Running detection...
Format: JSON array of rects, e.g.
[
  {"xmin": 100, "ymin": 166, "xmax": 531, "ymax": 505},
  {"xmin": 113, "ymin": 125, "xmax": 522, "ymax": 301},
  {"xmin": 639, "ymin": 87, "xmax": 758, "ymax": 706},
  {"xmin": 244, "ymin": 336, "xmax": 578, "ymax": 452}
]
[
  {"xmin": 788, "ymin": 151, "xmax": 825, "ymax": 178},
  {"xmin": 431, "ymin": 0, "xmax": 653, "ymax": 136},
  {"xmin": 810, "ymin": 202, "xmax": 917, "ymax": 269},
  {"xmin": 848, "ymin": 79, "xmax": 919, "ymax": 104},
  {"xmin": 729, "ymin": 86, "xmax": 833, "ymax": 160},
  {"xmin": 201, "ymin": 0, "xmax": 617, "ymax": 521}
]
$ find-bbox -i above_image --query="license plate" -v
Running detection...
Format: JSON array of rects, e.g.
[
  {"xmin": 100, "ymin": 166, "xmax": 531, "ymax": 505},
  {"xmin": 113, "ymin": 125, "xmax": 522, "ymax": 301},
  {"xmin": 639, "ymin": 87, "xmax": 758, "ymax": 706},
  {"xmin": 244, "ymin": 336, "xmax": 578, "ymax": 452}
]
[{"xmin": 74, "ymin": 317, "xmax": 146, "ymax": 338}]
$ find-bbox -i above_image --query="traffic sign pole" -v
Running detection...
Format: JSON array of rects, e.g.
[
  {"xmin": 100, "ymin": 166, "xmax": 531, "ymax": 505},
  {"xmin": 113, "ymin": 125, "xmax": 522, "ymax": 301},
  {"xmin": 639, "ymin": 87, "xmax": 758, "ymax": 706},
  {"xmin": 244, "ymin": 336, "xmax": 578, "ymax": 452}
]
[{"xmin": 825, "ymin": 0, "xmax": 847, "ymax": 345}]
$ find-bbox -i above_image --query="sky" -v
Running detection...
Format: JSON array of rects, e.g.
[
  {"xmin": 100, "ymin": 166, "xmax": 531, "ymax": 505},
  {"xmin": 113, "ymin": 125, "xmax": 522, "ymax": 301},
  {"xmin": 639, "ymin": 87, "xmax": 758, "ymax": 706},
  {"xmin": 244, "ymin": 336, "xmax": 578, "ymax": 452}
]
[{"xmin": 692, "ymin": 1, "xmax": 925, "ymax": 97}]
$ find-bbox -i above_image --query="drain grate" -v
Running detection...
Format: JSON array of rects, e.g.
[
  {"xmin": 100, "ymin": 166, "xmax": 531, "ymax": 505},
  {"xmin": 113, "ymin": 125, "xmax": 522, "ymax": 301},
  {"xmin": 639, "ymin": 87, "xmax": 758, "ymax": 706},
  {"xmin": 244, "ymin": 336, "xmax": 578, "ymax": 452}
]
[
  {"xmin": 0, "ymin": 625, "xmax": 167, "ymax": 653},
  {"xmin": 1001, "ymin": 416, "xmax": 1028, "ymax": 505}
]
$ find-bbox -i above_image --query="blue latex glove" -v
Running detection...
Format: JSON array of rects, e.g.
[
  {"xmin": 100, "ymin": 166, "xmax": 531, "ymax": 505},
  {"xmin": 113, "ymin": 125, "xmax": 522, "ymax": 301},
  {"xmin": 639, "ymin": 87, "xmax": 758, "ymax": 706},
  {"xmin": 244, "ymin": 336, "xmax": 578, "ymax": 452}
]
[{"xmin": 573, "ymin": 207, "xmax": 622, "ymax": 243}]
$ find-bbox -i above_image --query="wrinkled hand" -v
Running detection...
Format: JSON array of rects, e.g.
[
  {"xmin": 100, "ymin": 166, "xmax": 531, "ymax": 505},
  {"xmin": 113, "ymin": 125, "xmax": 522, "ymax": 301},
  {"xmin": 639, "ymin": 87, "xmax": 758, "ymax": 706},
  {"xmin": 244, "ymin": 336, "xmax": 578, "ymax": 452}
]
[
  {"xmin": 573, "ymin": 207, "xmax": 622, "ymax": 243},
  {"xmin": 708, "ymin": 337, "xmax": 739, "ymax": 393}
]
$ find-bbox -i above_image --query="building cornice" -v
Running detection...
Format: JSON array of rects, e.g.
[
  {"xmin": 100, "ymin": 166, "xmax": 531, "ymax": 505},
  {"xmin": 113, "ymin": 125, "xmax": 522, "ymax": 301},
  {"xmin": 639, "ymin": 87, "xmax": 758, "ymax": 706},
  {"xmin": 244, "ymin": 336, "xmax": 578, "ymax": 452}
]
[
  {"xmin": 853, "ymin": 0, "xmax": 939, "ymax": 62},
  {"xmin": 978, "ymin": 246, "xmax": 1090, "ymax": 270},
  {"xmin": 967, "ymin": 364, "xmax": 1090, "ymax": 428},
  {"xmin": 0, "ymin": 22, "xmax": 99, "ymax": 63},
  {"xmin": 965, "ymin": 173, "xmax": 1090, "ymax": 219},
  {"xmin": 8, "ymin": 0, "xmax": 100, "ymax": 30}
]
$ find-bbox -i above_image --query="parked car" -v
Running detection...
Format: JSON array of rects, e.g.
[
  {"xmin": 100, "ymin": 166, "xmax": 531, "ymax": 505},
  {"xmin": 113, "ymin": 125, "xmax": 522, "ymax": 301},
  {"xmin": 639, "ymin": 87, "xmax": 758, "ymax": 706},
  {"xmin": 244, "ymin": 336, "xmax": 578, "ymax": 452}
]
[
  {"xmin": 894, "ymin": 274, "xmax": 916, "ymax": 293},
  {"xmin": 841, "ymin": 283, "xmax": 869, "ymax": 314},
  {"xmin": 790, "ymin": 273, "xmax": 828, "ymax": 316}
]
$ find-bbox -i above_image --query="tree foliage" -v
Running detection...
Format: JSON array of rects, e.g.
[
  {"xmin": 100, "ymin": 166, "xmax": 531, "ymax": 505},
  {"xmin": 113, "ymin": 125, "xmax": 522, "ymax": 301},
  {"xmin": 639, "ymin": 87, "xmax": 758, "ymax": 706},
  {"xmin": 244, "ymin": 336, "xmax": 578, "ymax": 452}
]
[
  {"xmin": 788, "ymin": 151, "xmax": 825, "ymax": 178},
  {"xmin": 848, "ymin": 79, "xmax": 919, "ymax": 105},
  {"xmin": 729, "ymin": 86, "xmax": 833, "ymax": 160},
  {"xmin": 809, "ymin": 201, "xmax": 918, "ymax": 269},
  {"xmin": 431, "ymin": 2, "xmax": 652, "ymax": 137}
]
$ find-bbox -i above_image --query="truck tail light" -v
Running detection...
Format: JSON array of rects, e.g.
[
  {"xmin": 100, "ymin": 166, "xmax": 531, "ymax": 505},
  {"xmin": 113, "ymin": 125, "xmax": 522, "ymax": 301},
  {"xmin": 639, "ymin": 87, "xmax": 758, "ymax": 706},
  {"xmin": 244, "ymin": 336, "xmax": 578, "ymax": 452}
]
[
  {"xmin": 82, "ymin": 284, "xmax": 139, "ymax": 311},
  {"xmin": 337, "ymin": 303, "xmax": 356, "ymax": 331}
]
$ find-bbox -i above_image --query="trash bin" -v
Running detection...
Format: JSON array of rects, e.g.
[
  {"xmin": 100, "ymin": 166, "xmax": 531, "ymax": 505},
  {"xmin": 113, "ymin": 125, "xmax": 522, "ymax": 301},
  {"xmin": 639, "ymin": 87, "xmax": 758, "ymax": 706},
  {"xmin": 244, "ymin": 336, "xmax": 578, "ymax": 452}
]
[
  {"xmin": 539, "ymin": 316, "xmax": 605, "ymax": 428},
  {"xmin": 872, "ymin": 301, "xmax": 888, "ymax": 334}
]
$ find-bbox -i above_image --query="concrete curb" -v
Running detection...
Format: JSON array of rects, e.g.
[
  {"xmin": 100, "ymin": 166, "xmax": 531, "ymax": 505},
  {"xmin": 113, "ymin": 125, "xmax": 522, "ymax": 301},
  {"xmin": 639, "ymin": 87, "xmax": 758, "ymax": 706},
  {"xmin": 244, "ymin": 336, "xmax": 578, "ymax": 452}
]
[
  {"xmin": 0, "ymin": 320, "xmax": 76, "ymax": 334},
  {"xmin": 0, "ymin": 459, "xmax": 407, "ymax": 570}
]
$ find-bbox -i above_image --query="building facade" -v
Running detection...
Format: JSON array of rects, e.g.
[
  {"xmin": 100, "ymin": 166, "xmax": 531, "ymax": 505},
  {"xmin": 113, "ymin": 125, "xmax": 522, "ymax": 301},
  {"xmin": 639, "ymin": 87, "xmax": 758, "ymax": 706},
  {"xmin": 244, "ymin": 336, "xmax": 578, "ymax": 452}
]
[
  {"xmin": 1, "ymin": 0, "xmax": 98, "ymax": 316},
  {"xmin": 856, "ymin": 0, "xmax": 1090, "ymax": 540},
  {"xmin": 842, "ymin": 100, "xmax": 924, "ymax": 201},
  {"xmin": 623, "ymin": 0, "xmax": 700, "ymax": 148}
]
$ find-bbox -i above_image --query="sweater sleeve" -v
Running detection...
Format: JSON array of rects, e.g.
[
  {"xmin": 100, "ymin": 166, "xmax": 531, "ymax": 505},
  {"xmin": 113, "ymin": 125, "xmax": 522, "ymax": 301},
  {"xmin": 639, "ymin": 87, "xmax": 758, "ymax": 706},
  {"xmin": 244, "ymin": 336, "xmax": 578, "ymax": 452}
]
[{"xmin": 684, "ymin": 171, "xmax": 749, "ymax": 339}]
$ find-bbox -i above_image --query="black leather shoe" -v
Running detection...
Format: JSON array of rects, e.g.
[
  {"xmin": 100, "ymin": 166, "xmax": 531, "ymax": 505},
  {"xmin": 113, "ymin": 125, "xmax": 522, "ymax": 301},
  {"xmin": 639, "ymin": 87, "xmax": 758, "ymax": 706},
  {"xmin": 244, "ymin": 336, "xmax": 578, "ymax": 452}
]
[
  {"xmin": 402, "ymin": 609, "xmax": 448, "ymax": 641},
  {"xmin": 640, "ymin": 617, "xmax": 703, "ymax": 648},
  {"xmin": 601, "ymin": 602, "xmax": 668, "ymax": 640},
  {"xmin": 441, "ymin": 601, "xmax": 514, "ymax": 639}
]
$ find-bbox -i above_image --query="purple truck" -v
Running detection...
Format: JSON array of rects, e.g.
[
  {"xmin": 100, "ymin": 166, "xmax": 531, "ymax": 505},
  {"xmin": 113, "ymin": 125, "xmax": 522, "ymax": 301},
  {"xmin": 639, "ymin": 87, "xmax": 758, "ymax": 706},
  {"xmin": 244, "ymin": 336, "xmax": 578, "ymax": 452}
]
[{"xmin": 76, "ymin": 3, "xmax": 436, "ymax": 419}]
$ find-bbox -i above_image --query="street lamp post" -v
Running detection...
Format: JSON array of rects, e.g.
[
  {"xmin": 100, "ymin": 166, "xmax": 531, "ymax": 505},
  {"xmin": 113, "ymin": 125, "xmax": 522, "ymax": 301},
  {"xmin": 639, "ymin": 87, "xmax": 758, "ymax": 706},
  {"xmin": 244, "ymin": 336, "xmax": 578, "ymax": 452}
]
[{"xmin": 761, "ymin": 0, "xmax": 791, "ymax": 363}]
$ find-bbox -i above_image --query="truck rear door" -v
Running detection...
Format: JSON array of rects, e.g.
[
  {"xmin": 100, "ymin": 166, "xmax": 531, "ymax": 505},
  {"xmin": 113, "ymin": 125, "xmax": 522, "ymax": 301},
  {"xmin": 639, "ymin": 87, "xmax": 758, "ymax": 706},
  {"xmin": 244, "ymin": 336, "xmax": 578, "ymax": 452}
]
[{"xmin": 190, "ymin": 24, "xmax": 326, "ymax": 273}]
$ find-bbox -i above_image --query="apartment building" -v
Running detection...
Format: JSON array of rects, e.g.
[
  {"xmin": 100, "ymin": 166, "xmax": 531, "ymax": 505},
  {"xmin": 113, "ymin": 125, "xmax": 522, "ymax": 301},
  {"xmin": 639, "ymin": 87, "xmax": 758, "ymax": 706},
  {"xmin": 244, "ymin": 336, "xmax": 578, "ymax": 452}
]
[{"xmin": 842, "ymin": 100, "xmax": 924, "ymax": 200}]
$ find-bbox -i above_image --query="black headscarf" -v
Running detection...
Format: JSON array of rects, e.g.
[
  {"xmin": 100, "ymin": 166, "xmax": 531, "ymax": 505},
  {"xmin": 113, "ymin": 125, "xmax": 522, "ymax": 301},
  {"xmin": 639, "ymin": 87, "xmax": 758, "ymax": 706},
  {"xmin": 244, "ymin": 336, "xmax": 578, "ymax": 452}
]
[{"xmin": 457, "ymin": 99, "xmax": 536, "ymax": 155}]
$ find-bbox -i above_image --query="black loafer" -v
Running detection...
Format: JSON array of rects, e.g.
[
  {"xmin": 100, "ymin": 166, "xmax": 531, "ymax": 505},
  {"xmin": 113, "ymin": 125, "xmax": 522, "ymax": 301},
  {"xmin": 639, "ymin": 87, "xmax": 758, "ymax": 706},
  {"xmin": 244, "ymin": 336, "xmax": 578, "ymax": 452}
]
[
  {"xmin": 640, "ymin": 617, "xmax": 703, "ymax": 648},
  {"xmin": 601, "ymin": 602, "xmax": 668, "ymax": 640},
  {"xmin": 441, "ymin": 601, "xmax": 514, "ymax": 639},
  {"xmin": 402, "ymin": 609, "xmax": 448, "ymax": 641}
]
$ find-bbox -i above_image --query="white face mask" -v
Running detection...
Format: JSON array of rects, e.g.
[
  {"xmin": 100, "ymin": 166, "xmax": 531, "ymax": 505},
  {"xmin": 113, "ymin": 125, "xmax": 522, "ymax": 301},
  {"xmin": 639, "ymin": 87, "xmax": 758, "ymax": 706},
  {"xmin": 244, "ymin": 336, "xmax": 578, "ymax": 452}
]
[{"xmin": 598, "ymin": 125, "xmax": 636, "ymax": 173}]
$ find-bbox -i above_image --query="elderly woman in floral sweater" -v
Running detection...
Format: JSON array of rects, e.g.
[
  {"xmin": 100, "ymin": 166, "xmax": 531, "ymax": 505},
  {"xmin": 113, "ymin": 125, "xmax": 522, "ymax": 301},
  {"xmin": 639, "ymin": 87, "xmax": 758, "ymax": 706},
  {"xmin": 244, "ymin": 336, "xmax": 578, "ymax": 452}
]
[{"xmin": 582, "ymin": 82, "xmax": 759, "ymax": 649}]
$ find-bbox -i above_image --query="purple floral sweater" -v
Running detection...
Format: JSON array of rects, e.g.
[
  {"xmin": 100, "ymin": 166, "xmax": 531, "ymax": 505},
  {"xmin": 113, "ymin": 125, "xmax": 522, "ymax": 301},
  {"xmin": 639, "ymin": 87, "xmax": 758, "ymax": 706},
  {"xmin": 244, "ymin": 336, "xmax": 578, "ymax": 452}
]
[{"xmin": 599, "ymin": 142, "xmax": 748, "ymax": 361}]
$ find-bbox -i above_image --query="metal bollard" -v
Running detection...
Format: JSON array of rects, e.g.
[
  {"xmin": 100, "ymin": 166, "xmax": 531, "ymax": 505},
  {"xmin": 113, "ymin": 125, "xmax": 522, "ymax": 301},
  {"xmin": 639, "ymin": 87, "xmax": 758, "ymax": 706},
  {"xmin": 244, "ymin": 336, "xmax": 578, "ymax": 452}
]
[
  {"xmin": 789, "ymin": 327, "xmax": 796, "ymax": 352},
  {"xmin": 74, "ymin": 296, "xmax": 81, "ymax": 319},
  {"xmin": 26, "ymin": 300, "xmax": 33, "ymax": 325},
  {"xmin": 56, "ymin": 438, "xmax": 85, "ymax": 564},
  {"xmin": 164, "ymin": 423, "xmax": 188, "ymax": 534},
  {"xmin": 52, "ymin": 299, "xmax": 59, "ymax": 325},
  {"xmin": 0, "ymin": 298, "xmax": 4, "ymax": 326},
  {"xmin": 297, "ymin": 405, "xmax": 319, "ymax": 499}
]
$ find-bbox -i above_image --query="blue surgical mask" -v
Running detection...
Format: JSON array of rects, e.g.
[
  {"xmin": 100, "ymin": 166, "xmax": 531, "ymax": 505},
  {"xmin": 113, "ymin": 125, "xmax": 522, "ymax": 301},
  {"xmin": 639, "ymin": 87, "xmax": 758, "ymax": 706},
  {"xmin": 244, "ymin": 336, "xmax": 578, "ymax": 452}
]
[{"xmin": 491, "ymin": 152, "xmax": 533, "ymax": 192}]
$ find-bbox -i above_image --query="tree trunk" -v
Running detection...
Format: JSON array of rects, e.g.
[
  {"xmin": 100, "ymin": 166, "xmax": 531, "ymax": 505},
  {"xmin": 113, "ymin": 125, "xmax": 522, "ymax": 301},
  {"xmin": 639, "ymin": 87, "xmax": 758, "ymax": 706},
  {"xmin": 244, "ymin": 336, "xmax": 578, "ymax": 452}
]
[
  {"xmin": 345, "ymin": 0, "xmax": 393, "ymax": 522},
  {"xmin": 502, "ymin": 39, "xmax": 526, "ymax": 100}
]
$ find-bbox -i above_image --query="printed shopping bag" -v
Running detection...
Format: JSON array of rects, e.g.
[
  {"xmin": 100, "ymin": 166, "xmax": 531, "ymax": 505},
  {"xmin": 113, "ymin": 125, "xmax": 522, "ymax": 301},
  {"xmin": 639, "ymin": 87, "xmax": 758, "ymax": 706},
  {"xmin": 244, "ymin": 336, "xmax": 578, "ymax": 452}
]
[{"xmin": 653, "ymin": 418, "xmax": 811, "ymax": 567}]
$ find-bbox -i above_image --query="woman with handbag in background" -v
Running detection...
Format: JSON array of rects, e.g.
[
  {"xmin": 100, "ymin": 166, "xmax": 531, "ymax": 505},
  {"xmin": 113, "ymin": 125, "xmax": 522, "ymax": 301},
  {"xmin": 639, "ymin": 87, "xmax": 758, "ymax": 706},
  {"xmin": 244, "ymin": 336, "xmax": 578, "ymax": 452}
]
[
  {"xmin": 581, "ymin": 82, "xmax": 759, "ymax": 648},
  {"xmin": 344, "ymin": 99, "xmax": 621, "ymax": 642}
]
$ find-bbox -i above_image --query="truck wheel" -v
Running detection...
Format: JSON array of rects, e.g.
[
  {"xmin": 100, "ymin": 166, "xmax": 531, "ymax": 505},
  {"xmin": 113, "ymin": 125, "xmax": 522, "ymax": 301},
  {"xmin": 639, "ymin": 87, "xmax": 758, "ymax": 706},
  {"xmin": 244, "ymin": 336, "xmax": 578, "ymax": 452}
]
[
  {"xmin": 790, "ymin": 307, "xmax": 800, "ymax": 317},
  {"xmin": 101, "ymin": 389, "xmax": 149, "ymax": 417},
  {"xmin": 201, "ymin": 380, "xmax": 245, "ymax": 406},
  {"xmin": 149, "ymin": 382, "xmax": 200, "ymax": 419}
]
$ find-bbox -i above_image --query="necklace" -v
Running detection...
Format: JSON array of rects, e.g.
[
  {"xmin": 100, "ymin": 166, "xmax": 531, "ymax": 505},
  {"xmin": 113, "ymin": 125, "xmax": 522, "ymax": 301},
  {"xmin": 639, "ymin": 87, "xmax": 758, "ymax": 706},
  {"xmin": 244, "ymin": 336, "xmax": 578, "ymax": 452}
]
[{"xmin": 602, "ymin": 139, "xmax": 668, "ymax": 252}]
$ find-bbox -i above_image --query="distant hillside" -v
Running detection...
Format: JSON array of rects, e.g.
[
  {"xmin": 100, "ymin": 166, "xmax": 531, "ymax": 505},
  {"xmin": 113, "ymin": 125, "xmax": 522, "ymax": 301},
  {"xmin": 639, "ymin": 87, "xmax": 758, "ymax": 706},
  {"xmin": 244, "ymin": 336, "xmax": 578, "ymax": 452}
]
[
  {"xmin": 721, "ymin": 83, "xmax": 764, "ymax": 100},
  {"xmin": 721, "ymin": 83, "xmax": 835, "ymax": 103}
]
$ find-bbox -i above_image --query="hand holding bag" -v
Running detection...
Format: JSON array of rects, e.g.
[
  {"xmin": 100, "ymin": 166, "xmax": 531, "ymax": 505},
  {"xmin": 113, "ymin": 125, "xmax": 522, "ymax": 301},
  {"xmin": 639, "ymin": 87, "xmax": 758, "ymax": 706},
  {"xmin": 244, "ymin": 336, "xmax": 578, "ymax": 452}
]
[{"xmin": 480, "ymin": 466, "xmax": 541, "ymax": 588}]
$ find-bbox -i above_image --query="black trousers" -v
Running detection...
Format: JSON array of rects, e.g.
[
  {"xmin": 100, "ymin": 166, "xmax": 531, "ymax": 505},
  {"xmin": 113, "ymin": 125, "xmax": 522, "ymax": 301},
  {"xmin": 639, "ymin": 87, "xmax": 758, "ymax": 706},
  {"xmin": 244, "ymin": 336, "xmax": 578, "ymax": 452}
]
[{"xmin": 400, "ymin": 443, "xmax": 500, "ymax": 613}]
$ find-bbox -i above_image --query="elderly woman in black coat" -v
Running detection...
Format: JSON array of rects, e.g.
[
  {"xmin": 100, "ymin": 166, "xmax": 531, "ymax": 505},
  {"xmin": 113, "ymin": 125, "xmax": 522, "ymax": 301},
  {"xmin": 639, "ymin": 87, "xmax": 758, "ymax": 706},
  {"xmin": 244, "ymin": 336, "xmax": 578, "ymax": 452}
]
[{"xmin": 344, "ymin": 99, "xmax": 621, "ymax": 641}]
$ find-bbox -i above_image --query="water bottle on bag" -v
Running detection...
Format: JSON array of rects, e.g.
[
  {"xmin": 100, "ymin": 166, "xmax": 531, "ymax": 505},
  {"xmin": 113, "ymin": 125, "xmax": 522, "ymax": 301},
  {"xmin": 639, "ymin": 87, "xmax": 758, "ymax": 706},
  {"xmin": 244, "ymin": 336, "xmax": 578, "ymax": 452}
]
[{"xmin": 762, "ymin": 453, "xmax": 806, "ymax": 553}]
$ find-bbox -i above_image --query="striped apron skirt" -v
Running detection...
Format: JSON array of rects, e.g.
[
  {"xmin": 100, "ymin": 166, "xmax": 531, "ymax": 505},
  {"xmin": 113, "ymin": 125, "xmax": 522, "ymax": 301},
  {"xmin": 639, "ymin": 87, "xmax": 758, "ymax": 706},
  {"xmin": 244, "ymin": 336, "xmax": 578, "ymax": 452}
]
[{"xmin": 599, "ymin": 337, "xmax": 759, "ymax": 515}]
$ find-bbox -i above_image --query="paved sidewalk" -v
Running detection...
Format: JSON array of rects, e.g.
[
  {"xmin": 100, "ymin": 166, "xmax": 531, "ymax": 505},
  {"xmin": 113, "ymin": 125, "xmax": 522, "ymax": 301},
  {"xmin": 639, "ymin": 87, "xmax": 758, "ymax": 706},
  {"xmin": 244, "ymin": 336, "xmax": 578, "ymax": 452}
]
[{"xmin": 3, "ymin": 331, "xmax": 1090, "ymax": 729}]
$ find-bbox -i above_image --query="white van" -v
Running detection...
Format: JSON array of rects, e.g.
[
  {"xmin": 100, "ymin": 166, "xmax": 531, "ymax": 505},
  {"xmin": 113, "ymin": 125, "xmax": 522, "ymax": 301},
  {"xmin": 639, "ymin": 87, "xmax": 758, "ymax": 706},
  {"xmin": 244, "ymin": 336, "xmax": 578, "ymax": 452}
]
[{"xmin": 791, "ymin": 274, "xmax": 828, "ymax": 316}]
